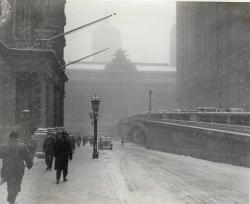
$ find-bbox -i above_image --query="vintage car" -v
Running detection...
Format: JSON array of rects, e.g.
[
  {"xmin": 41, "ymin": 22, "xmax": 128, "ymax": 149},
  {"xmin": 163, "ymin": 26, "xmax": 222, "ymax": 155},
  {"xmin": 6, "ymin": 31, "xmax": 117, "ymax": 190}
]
[{"xmin": 98, "ymin": 136, "xmax": 113, "ymax": 150}]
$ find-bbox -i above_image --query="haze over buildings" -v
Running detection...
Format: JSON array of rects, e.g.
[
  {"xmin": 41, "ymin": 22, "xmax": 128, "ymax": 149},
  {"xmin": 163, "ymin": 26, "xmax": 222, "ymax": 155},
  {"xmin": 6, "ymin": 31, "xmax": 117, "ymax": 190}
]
[
  {"xmin": 65, "ymin": 0, "xmax": 176, "ymax": 68},
  {"xmin": 169, "ymin": 24, "xmax": 176, "ymax": 67},
  {"xmin": 177, "ymin": 2, "xmax": 250, "ymax": 110},
  {"xmin": 92, "ymin": 20, "xmax": 123, "ymax": 62}
]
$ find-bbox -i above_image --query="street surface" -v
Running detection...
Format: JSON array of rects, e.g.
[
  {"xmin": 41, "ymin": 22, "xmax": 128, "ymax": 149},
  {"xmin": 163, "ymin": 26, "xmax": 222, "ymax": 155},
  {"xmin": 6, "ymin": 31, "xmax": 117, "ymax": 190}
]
[{"xmin": 0, "ymin": 141, "xmax": 249, "ymax": 204}]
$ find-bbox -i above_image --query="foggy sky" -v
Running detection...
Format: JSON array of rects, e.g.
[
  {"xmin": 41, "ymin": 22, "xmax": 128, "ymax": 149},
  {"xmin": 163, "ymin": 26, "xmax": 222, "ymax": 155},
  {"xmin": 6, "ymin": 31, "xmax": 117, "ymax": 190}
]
[{"xmin": 65, "ymin": 0, "xmax": 176, "ymax": 66}]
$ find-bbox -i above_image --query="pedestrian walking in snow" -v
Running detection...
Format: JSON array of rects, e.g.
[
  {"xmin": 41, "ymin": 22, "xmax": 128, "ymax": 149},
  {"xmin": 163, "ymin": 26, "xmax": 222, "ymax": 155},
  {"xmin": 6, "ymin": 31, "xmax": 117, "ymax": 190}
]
[
  {"xmin": 69, "ymin": 135, "xmax": 76, "ymax": 154},
  {"xmin": 89, "ymin": 136, "xmax": 94, "ymax": 147},
  {"xmin": 54, "ymin": 131, "xmax": 72, "ymax": 184},
  {"xmin": 0, "ymin": 131, "xmax": 33, "ymax": 204},
  {"xmin": 76, "ymin": 135, "xmax": 81, "ymax": 148},
  {"xmin": 43, "ymin": 133, "xmax": 55, "ymax": 170},
  {"xmin": 82, "ymin": 136, "xmax": 87, "ymax": 146}
]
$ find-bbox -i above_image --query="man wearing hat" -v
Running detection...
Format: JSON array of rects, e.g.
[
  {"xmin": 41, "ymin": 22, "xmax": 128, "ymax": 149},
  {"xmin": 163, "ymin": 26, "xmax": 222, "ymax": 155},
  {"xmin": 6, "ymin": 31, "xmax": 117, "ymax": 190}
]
[
  {"xmin": 43, "ymin": 132, "xmax": 55, "ymax": 170},
  {"xmin": 54, "ymin": 131, "xmax": 72, "ymax": 184},
  {"xmin": 0, "ymin": 131, "xmax": 33, "ymax": 204}
]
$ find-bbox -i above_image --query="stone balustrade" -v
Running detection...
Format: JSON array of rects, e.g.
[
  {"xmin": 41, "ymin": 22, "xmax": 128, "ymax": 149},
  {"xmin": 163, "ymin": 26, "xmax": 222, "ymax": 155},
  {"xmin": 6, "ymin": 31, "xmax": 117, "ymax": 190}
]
[{"xmin": 116, "ymin": 116, "xmax": 250, "ymax": 167}]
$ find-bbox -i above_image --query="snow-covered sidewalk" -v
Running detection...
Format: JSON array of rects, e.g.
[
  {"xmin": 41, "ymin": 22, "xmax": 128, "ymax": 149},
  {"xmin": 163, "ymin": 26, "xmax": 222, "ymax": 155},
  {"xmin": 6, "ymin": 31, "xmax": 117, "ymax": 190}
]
[
  {"xmin": 0, "ymin": 145, "xmax": 124, "ymax": 204},
  {"xmin": 0, "ymin": 142, "xmax": 249, "ymax": 204}
]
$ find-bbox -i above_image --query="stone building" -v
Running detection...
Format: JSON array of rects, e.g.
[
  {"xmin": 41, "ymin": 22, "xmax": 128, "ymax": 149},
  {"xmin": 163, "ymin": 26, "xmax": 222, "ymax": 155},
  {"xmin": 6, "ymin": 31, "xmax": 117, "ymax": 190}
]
[
  {"xmin": 0, "ymin": 0, "xmax": 66, "ymax": 64},
  {"xmin": 0, "ymin": 42, "xmax": 67, "ymax": 135},
  {"xmin": 177, "ymin": 2, "xmax": 250, "ymax": 110},
  {"xmin": 0, "ymin": 0, "xmax": 67, "ymax": 140},
  {"xmin": 64, "ymin": 63, "xmax": 176, "ymax": 135}
]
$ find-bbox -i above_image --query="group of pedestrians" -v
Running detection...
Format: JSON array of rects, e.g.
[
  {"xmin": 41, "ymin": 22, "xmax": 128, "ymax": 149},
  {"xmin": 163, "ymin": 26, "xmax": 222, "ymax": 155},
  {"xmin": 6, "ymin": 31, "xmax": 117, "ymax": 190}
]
[
  {"xmin": 43, "ymin": 131, "xmax": 73, "ymax": 184},
  {"xmin": 0, "ymin": 130, "xmax": 87, "ymax": 204}
]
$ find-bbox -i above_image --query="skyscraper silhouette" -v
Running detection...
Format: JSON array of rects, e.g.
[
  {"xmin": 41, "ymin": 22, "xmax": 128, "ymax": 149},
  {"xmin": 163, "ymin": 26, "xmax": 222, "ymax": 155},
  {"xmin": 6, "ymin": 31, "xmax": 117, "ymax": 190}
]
[{"xmin": 92, "ymin": 17, "xmax": 122, "ymax": 62}]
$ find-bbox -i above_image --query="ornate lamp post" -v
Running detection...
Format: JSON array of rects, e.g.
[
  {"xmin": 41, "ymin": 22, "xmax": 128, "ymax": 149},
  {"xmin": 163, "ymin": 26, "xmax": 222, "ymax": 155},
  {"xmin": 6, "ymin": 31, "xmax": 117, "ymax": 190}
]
[
  {"xmin": 22, "ymin": 109, "xmax": 31, "ymax": 138},
  {"xmin": 90, "ymin": 95, "xmax": 100, "ymax": 159},
  {"xmin": 148, "ymin": 90, "xmax": 152, "ymax": 114}
]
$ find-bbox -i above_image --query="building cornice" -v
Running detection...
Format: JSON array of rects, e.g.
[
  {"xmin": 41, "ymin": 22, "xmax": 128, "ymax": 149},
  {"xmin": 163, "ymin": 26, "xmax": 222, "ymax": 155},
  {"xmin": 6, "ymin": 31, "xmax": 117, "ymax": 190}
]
[{"xmin": 0, "ymin": 41, "xmax": 68, "ymax": 82}]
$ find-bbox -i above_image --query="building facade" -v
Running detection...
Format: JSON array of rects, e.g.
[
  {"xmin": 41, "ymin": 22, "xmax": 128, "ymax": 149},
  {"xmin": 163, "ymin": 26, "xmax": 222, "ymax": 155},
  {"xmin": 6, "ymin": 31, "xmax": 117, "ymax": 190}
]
[
  {"xmin": 177, "ymin": 2, "xmax": 250, "ymax": 110},
  {"xmin": 64, "ymin": 65, "xmax": 176, "ymax": 135},
  {"xmin": 0, "ymin": 0, "xmax": 67, "ymax": 141},
  {"xmin": 0, "ymin": 42, "xmax": 67, "ymax": 141},
  {"xmin": 0, "ymin": 0, "xmax": 66, "ymax": 64}
]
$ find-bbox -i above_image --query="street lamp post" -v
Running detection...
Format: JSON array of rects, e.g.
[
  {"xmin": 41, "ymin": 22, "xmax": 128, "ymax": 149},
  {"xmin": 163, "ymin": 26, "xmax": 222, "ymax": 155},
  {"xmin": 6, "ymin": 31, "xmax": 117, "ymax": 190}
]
[
  {"xmin": 122, "ymin": 104, "xmax": 128, "ymax": 143},
  {"xmin": 90, "ymin": 95, "xmax": 100, "ymax": 159},
  {"xmin": 148, "ymin": 90, "xmax": 152, "ymax": 114}
]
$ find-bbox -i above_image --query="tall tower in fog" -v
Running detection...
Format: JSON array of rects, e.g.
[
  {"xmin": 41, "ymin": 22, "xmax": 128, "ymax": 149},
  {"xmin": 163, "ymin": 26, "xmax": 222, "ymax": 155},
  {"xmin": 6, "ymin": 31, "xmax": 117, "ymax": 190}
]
[{"xmin": 92, "ymin": 19, "xmax": 122, "ymax": 62}]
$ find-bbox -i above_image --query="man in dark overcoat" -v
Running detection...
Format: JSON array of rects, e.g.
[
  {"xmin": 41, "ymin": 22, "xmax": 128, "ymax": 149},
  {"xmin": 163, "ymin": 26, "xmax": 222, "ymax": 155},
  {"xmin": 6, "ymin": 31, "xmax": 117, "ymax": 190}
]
[
  {"xmin": 54, "ymin": 131, "xmax": 72, "ymax": 184},
  {"xmin": 43, "ymin": 133, "xmax": 55, "ymax": 170},
  {"xmin": 0, "ymin": 131, "xmax": 33, "ymax": 204}
]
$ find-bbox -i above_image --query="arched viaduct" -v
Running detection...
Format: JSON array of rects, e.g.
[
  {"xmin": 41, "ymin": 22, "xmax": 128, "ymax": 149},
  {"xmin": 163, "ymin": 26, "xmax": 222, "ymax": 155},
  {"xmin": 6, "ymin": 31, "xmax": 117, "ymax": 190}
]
[{"xmin": 115, "ymin": 114, "xmax": 250, "ymax": 168}]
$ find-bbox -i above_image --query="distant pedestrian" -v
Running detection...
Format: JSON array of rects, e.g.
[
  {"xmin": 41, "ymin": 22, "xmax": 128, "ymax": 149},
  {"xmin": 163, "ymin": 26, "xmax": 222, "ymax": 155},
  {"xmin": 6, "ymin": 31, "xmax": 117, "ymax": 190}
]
[
  {"xmin": 69, "ymin": 135, "xmax": 76, "ymax": 154},
  {"xmin": 54, "ymin": 131, "xmax": 72, "ymax": 184},
  {"xmin": 89, "ymin": 137, "xmax": 94, "ymax": 147},
  {"xmin": 43, "ymin": 133, "xmax": 55, "ymax": 170},
  {"xmin": 0, "ymin": 131, "xmax": 33, "ymax": 204},
  {"xmin": 82, "ymin": 136, "xmax": 87, "ymax": 146},
  {"xmin": 76, "ymin": 135, "xmax": 81, "ymax": 148}
]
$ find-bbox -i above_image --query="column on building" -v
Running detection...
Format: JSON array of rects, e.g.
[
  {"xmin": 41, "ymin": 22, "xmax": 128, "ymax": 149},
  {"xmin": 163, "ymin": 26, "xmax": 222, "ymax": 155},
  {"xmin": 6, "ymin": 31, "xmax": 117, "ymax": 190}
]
[
  {"xmin": 60, "ymin": 83, "xmax": 65, "ymax": 126},
  {"xmin": 15, "ymin": 71, "xmax": 43, "ymax": 134},
  {"xmin": 54, "ymin": 85, "xmax": 64, "ymax": 127},
  {"xmin": 5, "ymin": 71, "xmax": 16, "ymax": 127},
  {"xmin": 0, "ymin": 63, "xmax": 16, "ymax": 142},
  {"xmin": 46, "ymin": 82, "xmax": 55, "ymax": 128},
  {"xmin": 38, "ymin": 74, "xmax": 47, "ymax": 128}
]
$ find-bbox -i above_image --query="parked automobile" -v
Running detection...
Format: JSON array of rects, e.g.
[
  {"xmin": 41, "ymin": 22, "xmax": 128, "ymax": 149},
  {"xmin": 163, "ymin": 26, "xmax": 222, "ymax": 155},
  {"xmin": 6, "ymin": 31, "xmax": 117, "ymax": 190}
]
[
  {"xmin": 196, "ymin": 107, "xmax": 218, "ymax": 112},
  {"xmin": 225, "ymin": 108, "xmax": 244, "ymax": 112},
  {"xmin": 98, "ymin": 136, "xmax": 113, "ymax": 150}
]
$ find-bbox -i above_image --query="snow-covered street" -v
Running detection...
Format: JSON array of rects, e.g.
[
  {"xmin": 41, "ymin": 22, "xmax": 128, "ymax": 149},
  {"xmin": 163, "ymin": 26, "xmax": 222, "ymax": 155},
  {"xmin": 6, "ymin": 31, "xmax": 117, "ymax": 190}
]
[{"xmin": 0, "ymin": 141, "xmax": 249, "ymax": 204}]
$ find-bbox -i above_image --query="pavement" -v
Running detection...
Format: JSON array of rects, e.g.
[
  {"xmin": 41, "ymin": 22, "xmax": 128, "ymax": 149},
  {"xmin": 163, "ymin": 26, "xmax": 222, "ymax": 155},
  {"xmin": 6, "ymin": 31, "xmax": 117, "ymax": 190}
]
[{"xmin": 0, "ymin": 141, "xmax": 249, "ymax": 204}]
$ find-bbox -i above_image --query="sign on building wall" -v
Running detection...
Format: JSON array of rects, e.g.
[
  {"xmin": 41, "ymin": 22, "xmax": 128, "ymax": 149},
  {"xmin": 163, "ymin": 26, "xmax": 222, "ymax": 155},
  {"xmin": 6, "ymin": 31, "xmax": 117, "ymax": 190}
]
[
  {"xmin": 15, "ymin": 27, "xmax": 61, "ymax": 49},
  {"xmin": 34, "ymin": 27, "xmax": 59, "ymax": 40}
]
